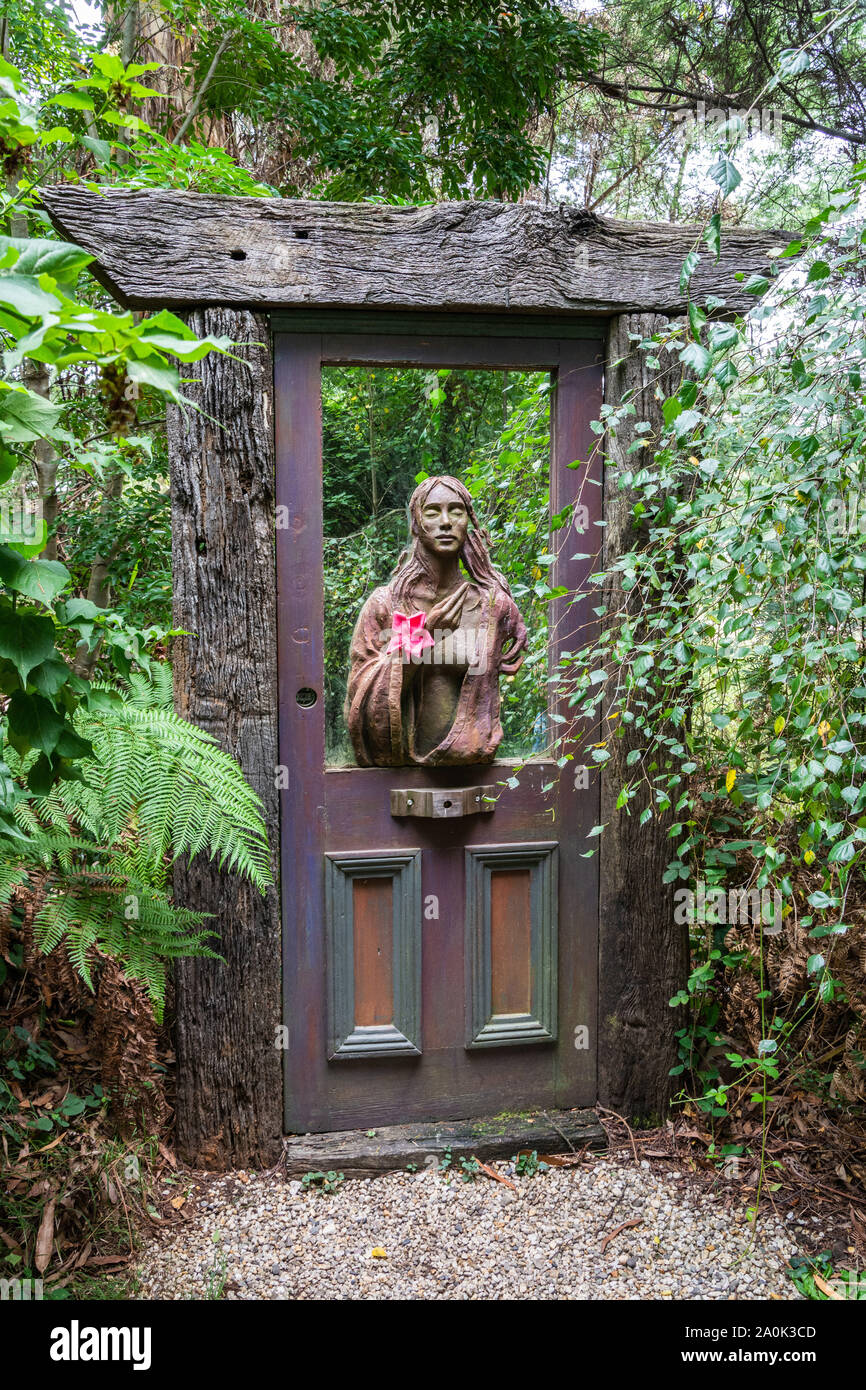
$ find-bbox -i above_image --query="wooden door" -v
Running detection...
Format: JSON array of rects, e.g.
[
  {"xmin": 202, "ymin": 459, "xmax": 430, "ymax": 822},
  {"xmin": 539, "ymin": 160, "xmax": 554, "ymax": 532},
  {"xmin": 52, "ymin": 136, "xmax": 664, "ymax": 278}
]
[{"xmin": 276, "ymin": 317, "xmax": 604, "ymax": 1133}]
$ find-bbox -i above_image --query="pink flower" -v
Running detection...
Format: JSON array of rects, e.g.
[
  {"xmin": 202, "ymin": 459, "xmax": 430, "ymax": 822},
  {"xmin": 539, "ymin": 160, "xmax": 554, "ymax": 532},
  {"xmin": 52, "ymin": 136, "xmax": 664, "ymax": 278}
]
[{"xmin": 386, "ymin": 611, "xmax": 434, "ymax": 658}]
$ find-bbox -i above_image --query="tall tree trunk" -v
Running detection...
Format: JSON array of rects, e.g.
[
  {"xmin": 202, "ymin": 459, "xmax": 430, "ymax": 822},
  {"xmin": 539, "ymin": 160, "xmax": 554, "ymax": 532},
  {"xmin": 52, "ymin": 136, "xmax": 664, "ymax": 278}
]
[
  {"xmin": 9, "ymin": 187, "xmax": 58, "ymax": 559},
  {"xmin": 597, "ymin": 312, "xmax": 689, "ymax": 1122},
  {"xmin": 169, "ymin": 309, "xmax": 282, "ymax": 1168}
]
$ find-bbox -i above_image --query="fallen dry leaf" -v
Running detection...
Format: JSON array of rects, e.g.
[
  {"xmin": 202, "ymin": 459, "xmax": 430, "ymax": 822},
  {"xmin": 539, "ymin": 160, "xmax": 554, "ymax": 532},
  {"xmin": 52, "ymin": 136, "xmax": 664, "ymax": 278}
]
[
  {"xmin": 34, "ymin": 1134, "xmax": 66, "ymax": 1154},
  {"xmin": 600, "ymin": 1218, "xmax": 643, "ymax": 1255},
  {"xmin": 476, "ymin": 1161, "xmax": 518, "ymax": 1192},
  {"xmin": 813, "ymin": 1273, "xmax": 843, "ymax": 1301},
  {"xmin": 35, "ymin": 1197, "xmax": 56, "ymax": 1274}
]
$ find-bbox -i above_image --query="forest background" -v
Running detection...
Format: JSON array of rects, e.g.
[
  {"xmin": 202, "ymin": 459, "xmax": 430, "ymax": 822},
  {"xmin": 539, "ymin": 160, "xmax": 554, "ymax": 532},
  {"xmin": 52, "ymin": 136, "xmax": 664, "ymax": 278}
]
[{"xmin": 1, "ymin": 0, "xmax": 865, "ymax": 1298}]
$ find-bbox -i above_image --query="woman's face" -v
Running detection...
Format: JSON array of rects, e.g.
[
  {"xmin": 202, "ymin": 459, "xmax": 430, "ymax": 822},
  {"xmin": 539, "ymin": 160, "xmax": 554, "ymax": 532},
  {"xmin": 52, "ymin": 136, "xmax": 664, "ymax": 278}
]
[{"xmin": 416, "ymin": 482, "xmax": 469, "ymax": 556}]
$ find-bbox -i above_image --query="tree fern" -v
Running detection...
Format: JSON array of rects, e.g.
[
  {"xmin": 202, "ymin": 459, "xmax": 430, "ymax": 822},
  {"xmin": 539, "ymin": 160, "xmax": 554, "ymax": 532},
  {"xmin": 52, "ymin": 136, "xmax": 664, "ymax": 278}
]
[{"xmin": 1, "ymin": 669, "xmax": 271, "ymax": 1014}]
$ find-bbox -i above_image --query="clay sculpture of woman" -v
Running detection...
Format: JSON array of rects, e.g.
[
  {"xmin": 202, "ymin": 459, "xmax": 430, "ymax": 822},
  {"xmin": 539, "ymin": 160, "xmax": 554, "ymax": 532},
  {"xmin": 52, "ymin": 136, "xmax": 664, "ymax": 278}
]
[{"xmin": 345, "ymin": 475, "xmax": 528, "ymax": 766}]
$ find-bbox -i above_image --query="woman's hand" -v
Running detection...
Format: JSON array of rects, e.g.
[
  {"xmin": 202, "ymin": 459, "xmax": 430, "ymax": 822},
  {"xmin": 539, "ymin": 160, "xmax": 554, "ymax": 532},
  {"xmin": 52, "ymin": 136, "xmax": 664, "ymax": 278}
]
[
  {"xmin": 424, "ymin": 582, "xmax": 470, "ymax": 635},
  {"xmin": 499, "ymin": 627, "xmax": 528, "ymax": 677}
]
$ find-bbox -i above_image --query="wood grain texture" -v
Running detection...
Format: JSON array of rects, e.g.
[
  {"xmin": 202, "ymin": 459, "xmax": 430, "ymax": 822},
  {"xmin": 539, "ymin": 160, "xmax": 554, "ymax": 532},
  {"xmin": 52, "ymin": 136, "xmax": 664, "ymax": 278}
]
[
  {"xmin": 597, "ymin": 313, "xmax": 690, "ymax": 1123},
  {"xmin": 282, "ymin": 1107, "xmax": 605, "ymax": 1177},
  {"xmin": 169, "ymin": 307, "xmax": 282, "ymax": 1168},
  {"xmin": 39, "ymin": 185, "xmax": 787, "ymax": 316},
  {"xmin": 352, "ymin": 878, "xmax": 394, "ymax": 1027},
  {"xmin": 490, "ymin": 870, "xmax": 531, "ymax": 1016}
]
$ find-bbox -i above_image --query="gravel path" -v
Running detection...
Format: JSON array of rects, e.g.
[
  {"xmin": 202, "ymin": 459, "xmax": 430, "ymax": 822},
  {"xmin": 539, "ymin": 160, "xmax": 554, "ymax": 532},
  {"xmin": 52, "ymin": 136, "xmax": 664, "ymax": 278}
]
[{"xmin": 137, "ymin": 1155, "xmax": 814, "ymax": 1300}]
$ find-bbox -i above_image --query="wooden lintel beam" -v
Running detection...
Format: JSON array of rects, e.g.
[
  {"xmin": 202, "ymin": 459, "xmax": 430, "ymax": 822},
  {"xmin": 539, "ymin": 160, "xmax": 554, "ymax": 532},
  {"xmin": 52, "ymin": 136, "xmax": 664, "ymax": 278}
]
[{"xmin": 39, "ymin": 185, "xmax": 789, "ymax": 316}]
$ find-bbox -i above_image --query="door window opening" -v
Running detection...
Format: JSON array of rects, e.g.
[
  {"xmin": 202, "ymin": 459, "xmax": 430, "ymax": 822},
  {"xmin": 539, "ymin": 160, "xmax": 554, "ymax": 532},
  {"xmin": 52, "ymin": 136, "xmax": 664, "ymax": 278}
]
[{"xmin": 322, "ymin": 365, "xmax": 552, "ymax": 766}]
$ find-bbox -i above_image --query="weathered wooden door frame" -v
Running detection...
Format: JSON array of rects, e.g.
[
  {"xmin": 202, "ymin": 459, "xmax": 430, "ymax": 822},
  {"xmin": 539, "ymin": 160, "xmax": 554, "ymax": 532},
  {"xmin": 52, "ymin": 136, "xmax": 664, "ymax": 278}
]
[
  {"xmin": 274, "ymin": 317, "xmax": 605, "ymax": 1133},
  {"xmin": 39, "ymin": 186, "xmax": 782, "ymax": 1164}
]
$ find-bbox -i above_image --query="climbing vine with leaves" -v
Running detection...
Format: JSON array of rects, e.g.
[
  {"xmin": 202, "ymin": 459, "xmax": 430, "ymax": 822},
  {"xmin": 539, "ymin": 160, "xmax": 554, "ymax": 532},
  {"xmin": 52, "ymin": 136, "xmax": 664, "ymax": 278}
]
[{"xmin": 564, "ymin": 145, "xmax": 866, "ymax": 1169}]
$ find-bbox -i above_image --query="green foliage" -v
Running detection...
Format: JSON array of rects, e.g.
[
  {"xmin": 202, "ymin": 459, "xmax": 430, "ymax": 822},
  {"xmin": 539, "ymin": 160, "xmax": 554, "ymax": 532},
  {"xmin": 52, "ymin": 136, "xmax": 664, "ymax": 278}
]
[
  {"xmin": 569, "ymin": 149, "xmax": 866, "ymax": 1120},
  {"xmin": 163, "ymin": 0, "xmax": 600, "ymax": 201},
  {"xmin": 301, "ymin": 1169, "xmax": 345, "ymax": 1194},
  {"xmin": 512, "ymin": 1149, "xmax": 549, "ymax": 1177},
  {"xmin": 0, "ymin": 46, "xmax": 271, "ymax": 1012},
  {"xmin": 551, "ymin": 0, "xmax": 863, "ymax": 224},
  {"xmin": 118, "ymin": 132, "xmax": 278, "ymax": 196},
  {"xmin": 788, "ymin": 1252, "xmax": 866, "ymax": 1300},
  {"xmin": 3, "ymin": 669, "xmax": 271, "ymax": 1010},
  {"xmin": 1, "ymin": 1025, "xmax": 104, "ymax": 1133}
]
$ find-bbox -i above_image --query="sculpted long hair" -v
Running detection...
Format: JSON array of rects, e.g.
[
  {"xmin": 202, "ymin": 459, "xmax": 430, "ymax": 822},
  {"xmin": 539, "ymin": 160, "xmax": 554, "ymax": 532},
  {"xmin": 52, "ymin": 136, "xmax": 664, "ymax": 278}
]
[{"xmin": 390, "ymin": 476, "xmax": 513, "ymax": 602}]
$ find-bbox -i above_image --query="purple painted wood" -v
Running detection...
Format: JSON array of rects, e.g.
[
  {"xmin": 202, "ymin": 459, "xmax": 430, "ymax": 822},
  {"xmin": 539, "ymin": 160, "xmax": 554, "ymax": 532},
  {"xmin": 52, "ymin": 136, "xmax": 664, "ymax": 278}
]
[
  {"xmin": 275, "ymin": 335, "xmax": 327, "ymax": 1130},
  {"xmin": 549, "ymin": 344, "xmax": 604, "ymax": 1106},
  {"xmin": 277, "ymin": 330, "xmax": 603, "ymax": 1133}
]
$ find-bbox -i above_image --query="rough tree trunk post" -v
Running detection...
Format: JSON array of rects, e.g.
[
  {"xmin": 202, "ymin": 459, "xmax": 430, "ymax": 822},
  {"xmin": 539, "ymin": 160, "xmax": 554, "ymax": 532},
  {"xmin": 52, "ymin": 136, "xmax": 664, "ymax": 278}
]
[
  {"xmin": 168, "ymin": 309, "xmax": 282, "ymax": 1167},
  {"xmin": 597, "ymin": 312, "xmax": 689, "ymax": 1123}
]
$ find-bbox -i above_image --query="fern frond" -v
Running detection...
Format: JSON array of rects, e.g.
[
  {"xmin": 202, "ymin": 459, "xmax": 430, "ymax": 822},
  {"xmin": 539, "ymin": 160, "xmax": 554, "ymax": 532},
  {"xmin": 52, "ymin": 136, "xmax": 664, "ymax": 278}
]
[{"xmin": 2, "ymin": 663, "xmax": 268, "ymax": 1007}]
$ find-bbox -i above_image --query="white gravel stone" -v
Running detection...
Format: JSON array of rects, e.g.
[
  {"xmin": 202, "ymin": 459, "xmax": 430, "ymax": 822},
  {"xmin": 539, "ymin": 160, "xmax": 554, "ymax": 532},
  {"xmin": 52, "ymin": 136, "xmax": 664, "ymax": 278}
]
[{"xmin": 136, "ymin": 1159, "xmax": 808, "ymax": 1301}]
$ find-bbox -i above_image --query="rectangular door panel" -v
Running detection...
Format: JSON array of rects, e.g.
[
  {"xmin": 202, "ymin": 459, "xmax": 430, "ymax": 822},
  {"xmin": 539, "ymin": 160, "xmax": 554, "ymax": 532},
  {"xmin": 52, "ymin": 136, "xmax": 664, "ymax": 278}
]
[
  {"xmin": 466, "ymin": 843, "xmax": 557, "ymax": 1049},
  {"xmin": 325, "ymin": 850, "xmax": 421, "ymax": 1059}
]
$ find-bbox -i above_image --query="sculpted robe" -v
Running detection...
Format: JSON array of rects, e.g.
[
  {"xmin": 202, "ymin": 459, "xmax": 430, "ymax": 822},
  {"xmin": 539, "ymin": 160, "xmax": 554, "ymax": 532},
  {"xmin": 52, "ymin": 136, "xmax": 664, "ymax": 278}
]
[{"xmin": 345, "ymin": 580, "xmax": 527, "ymax": 767}]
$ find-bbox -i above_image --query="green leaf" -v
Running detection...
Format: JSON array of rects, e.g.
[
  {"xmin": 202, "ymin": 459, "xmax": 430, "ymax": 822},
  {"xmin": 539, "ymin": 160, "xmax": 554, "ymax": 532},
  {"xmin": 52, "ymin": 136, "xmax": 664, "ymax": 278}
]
[
  {"xmin": 46, "ymin": 91, "xmax": 96, "ymax": 111},
  {"xmin": 6, "ymin": 521, "xmax": 48, "ymax": 557},
  {"xmin": 0, "ymin": 274, "xmax": 60, "ymax": 319},
  {"xmin": 688, "ymin": 302, "xmax": 706, "ymax": 340},
  {"xmin": 5, "ymin": 689, "xmax": 65, "ymax": 754},
  {"xmin": 134, "ymin": 328, "xmax": 233, "ymax": 362},
  {"xmin": 680, "ymin": 342, "xmax": 712, "ymax": 375},
  {"xmin": 708, "ymin": 322, "xmax": 740, "ymax": 351},
  {"xmin": 28, "ymin": 658, "xmax": 70, "ymax": 698},
  {"xmin": 704, "ymin": 213, "xmax": 721, "ymax": 261},
  {"xmin": 0, "ymin": 237, "xmax": 92, "ymax": 284},
  {"xmin": 778, "ymin": 47, "xmax": 811, "ymax": 76},
  {"xmin": 0, "ymin": 387, "xmax": 62, "ymax": 443},
  {"xmin": 125, "ymin": 358, "xmax": 182, "ymax": 400},
  {"xmin": 672, "ymin": 408, "xmax": 703, "ymax": 438},
  {"xmin": 712, "ymin": 359, "xmax": 738, "ymax": 388},
  {"xmin": 80, "ymin": 135, "xmax": 112, "ymax": 165},
  {"xmin": 54, "ymin": 726, "xmax": 92, "ymax": 759},
  {"xmin": 27, "ymin": 752, "xmax": 55, "ymax": 794},
  {"xmin": 679, "ymin": 251, "xmax": 700, "ymax": 293},
  {"xmin": 91, "ymin": 53, "xmax": 125, "ymax": 80},
  {"xmin": 808, "ymin": 891, "xmax": 839, "ymax": 909},
  {"xmin": 708, "ymin": 155, "xmax": 742, "ymax": 196},
  {"xmin": 0, "ymin": 609, "xmax": 56, "ymax": 685},
  {"xmin": 743, "ymin": 274, "xmax": 770, "ymax": 295},
  {"xmin": 0, "ymin": 546, "xmax": 69, "ymax": 605}
]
